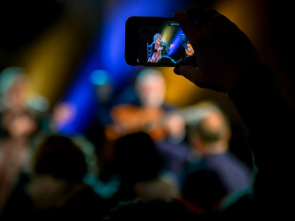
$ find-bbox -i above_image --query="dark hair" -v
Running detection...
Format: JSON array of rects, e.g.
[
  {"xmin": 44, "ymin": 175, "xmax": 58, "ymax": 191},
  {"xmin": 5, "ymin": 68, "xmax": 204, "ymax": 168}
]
[
  {"xmin": 182, "ymin": 169, "xmax": 227, "ymax": 211},
  {"xmin": 113, "ymin": 131, "xmax": 164, "ymax": 183},
  {"xmin": 195, "ymin": 121, "xmax": 223, "ymax": 143},
  {"xmin": 188, "ymin": 101, "xmax": 231, "ymax": 144},
  {"xmin": 33, "ymin": 134, "xmax": 87, "ymax": 182},
  {"xmin": 104, "ymin": 199, "xmax": 200, "ymax": 221}
]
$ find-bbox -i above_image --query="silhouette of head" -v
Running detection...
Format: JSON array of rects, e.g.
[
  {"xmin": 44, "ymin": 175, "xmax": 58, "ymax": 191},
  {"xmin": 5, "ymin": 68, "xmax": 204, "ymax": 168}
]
[{"xmin": 33, "ymin": 134, "xmax": 87, "ymax": 182}]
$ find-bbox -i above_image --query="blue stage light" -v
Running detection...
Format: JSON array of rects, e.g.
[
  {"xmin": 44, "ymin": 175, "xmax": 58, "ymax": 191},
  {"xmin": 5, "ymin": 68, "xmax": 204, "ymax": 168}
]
[
  {"xmin": 168, "ymin": 29, "xmax": 183, "ymax": 56},
  {"xmin": 58, "ymin": 0, "xmax": 191, "ymax": 135}
]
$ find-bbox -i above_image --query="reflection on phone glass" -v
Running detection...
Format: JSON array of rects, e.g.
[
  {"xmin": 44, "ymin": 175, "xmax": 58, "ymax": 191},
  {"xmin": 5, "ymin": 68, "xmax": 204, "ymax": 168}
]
[{"xmin": 125, "ymin": 17, "xmax": 197, "ymax": 67}]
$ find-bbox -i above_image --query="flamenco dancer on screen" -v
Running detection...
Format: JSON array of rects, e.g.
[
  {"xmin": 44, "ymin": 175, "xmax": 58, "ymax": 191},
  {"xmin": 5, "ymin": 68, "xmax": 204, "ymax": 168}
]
[{"xmin": 147, "ymin": 33, "xmax": 175, "ymax": 63}]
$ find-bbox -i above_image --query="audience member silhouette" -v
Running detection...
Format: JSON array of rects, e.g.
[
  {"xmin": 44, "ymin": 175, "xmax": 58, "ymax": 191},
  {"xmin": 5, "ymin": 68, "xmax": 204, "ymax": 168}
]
[
  {"xmin": 104, "ymin": 198, "xmax": 202, "ymax": 221},
  {"xmin": 1, "ymin": 134, "xmax": 109, "ymax": 221},
  {"xmin": 0, "ymin": 67, "xmax": 39, "ymax": 214},
  {"xmin": 156, "ymin": 111, "xmax": 191, "ymax": 179},
  {"xmin": 181, "ymin": 101, "xmax": 253, "ymax": 213},
  {"xmin": 173, "ymin": 6, "xmax": 295, "ymax": 219},
  {"xmin": 109, "ymin": 131, "xmax": 179, "ymax": 208}
]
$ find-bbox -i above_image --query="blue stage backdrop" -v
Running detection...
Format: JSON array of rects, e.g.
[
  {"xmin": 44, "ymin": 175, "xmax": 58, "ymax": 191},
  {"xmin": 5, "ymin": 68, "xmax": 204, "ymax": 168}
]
[{"xmin": 57, "ymin": 0, "xmax": 195, "ymax": 135}]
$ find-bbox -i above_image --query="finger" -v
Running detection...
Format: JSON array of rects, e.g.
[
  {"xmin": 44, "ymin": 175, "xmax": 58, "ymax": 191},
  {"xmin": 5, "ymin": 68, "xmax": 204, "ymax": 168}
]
[
  {"xmin": 186, "ymin": 6, "xmax": 230, "ymax": 24},
  {"xmin": 173, "ymin": 9, "xmax": 218, "ymax": 46},
  {"xmin": 186, "ymin": 7, "xmax": 218, "ymax": 23},
  {"xmin": 173, "ymin": 12, "xmax": 201, "ymax": 43},
  {"xmin": 174, "ymin": 65, "xmax": 200, "ymax": 82},
  {"xmin": 174, "ymin": 65, "xmax": 210, "ymax": 89}
]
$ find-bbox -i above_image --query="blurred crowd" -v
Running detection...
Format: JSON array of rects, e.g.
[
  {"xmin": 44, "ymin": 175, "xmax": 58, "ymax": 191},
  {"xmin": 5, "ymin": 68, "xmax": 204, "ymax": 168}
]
[
  {"xmin": 0, "ymin": 67, "xmax": 254, "ymax": 220},
  {"xmin": 1, "ymin": 0, "xmax": 295, "ymax": 219}
]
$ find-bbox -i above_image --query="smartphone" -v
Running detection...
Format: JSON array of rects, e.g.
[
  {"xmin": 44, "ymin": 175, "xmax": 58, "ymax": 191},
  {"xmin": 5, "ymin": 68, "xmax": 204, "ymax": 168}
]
[{"xmin": 125, "ymin": 16, "xmax": 197, "ymax": 67}]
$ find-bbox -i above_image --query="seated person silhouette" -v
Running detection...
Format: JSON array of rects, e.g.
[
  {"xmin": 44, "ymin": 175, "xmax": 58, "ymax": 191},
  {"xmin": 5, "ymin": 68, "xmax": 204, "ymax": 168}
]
[{"xmin": 147, "ymin": 33, "xmax": 175, "ymax": 64}]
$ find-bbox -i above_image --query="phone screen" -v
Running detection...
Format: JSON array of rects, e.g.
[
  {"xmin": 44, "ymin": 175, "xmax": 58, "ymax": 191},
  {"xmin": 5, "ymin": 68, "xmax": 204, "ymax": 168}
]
[{"xmin": 125, "ymin": 16, "xmax": 197, "ymax": 67}]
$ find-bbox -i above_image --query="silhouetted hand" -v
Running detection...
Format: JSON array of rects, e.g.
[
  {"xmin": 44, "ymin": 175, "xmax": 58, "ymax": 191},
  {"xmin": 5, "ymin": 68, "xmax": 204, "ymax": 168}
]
[{"xmin": 174, "ymin": 6, "xmax": 260, "ymax": 92}]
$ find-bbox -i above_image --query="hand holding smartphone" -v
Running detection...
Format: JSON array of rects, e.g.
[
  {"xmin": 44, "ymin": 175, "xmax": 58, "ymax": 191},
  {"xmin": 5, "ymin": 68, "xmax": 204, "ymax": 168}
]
[{"xmin": 125, "ymin": 16, "xmax": 197, "ymax": 67}]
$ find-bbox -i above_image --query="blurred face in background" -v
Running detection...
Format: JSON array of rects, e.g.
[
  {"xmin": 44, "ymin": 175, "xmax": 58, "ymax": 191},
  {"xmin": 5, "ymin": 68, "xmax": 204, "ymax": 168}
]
[
  {"xmin": 136, "ymin": 70, "xmax": 166, "ymax": 108},
  {"xmin": 5, "ymin": 75, "xmax": 29, "ymax": 110}
]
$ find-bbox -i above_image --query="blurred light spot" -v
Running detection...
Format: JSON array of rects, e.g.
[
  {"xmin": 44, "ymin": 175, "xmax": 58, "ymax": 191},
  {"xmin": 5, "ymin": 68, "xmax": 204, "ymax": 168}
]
[
  {"xmin": 90, "ymin": 70, "xmax": 109, "ymax": 85},
  {"xmin": 27, "ymin": 93, "xmax": 49, "ymax": 112}
]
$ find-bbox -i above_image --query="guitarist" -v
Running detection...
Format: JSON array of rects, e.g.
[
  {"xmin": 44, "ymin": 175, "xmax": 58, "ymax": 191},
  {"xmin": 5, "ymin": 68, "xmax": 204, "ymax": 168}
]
[{"xmin": 109, "ymin": 69, "xmax": 177, "ymax": 141}]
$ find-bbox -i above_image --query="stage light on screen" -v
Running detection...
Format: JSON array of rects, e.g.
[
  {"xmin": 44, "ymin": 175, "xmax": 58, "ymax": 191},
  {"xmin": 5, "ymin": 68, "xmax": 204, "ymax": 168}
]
[
  {"xmin": 168, "ymin": 29, "xmax": 183, "ymax": 56},
  {"xmin": 161, "ymin": 27, "xmax": 173, "ymax": 45}
]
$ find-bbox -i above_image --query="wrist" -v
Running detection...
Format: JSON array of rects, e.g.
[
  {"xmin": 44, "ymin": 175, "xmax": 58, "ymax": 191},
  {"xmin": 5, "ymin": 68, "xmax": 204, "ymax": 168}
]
[{"xmin": 229, "ymin": 63, "xmax": 277, "ymax": 97}]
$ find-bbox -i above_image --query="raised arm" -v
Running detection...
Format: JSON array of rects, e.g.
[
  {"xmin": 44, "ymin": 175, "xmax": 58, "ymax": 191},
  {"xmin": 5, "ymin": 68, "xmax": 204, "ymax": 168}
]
[{"xmin": 173, "ymin": 6, "xmax": 295, "ymax": 218}]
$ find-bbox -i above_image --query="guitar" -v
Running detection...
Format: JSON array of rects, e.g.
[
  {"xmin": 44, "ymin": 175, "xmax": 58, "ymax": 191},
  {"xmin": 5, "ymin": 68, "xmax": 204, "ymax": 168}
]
[
  {"xmin": 185, "ymin": 43, "xmax": 194, "ymax": 56},
  {"xmin": 105, "ymin": 104, "xmax": 166, "ymax": 141},
  {"xmin": 105, "ymin": 103, "xmax": 206, "ymax": 141}
]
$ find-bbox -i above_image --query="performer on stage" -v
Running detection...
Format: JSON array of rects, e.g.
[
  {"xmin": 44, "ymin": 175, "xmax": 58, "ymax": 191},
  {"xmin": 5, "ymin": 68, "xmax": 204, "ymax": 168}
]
[{"xmin": 148, "ymin": 33, "xmax": 175, "ymax": 63}]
